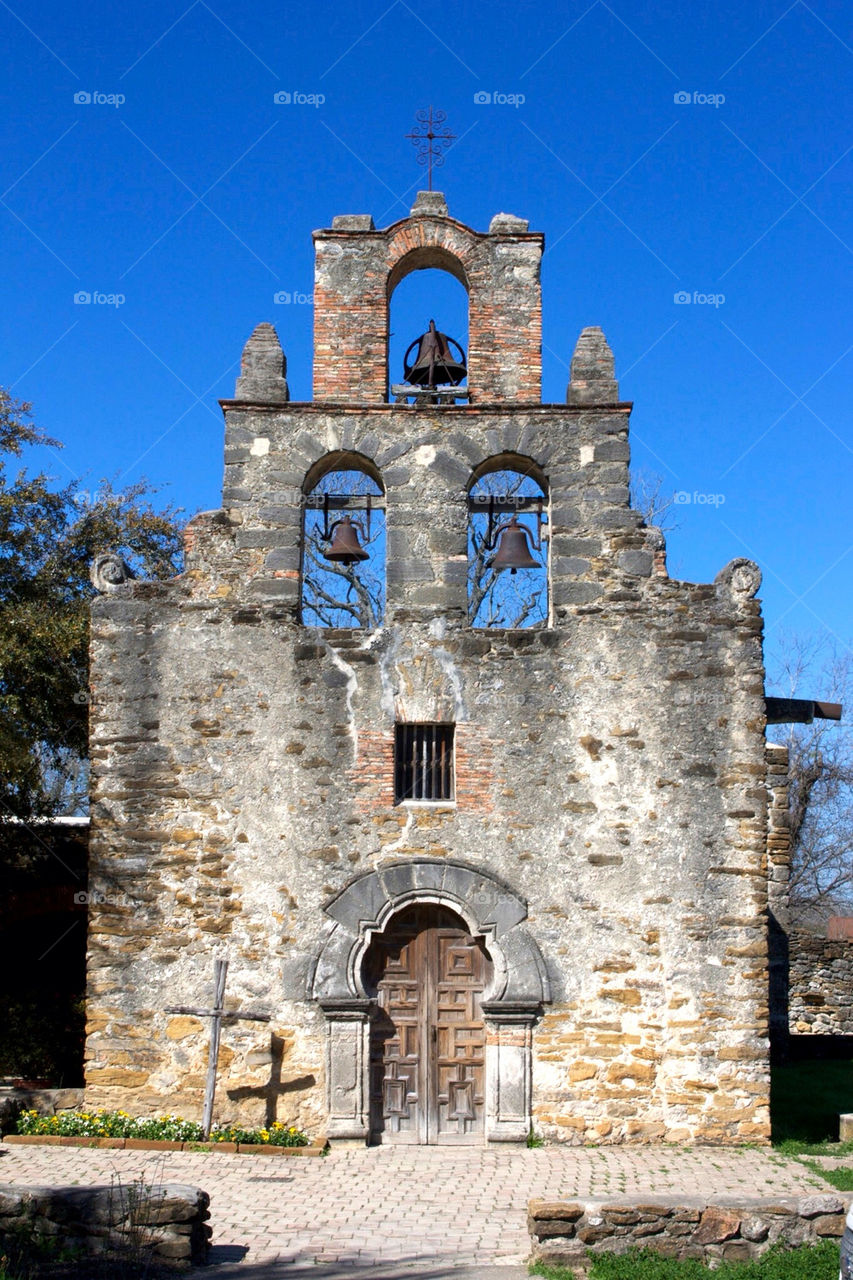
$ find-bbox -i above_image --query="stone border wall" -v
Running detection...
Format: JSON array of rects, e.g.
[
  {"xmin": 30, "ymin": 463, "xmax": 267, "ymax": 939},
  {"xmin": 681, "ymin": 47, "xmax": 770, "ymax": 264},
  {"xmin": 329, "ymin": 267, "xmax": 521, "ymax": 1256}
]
[
  {"xmin": 0, "ymin": 1182, "xmax": 210, "ymax": 1266},
  {"xmin": 529, "ymin": 1194, "xmax": 849, "ymax": 1272},
  {"xmin": 788, "ymin": 929, "xmax": 853, "ymax": 1035},
  {"xmin": 0, "ymin": 1088, "xmax": 84, "ymax": 1134}
]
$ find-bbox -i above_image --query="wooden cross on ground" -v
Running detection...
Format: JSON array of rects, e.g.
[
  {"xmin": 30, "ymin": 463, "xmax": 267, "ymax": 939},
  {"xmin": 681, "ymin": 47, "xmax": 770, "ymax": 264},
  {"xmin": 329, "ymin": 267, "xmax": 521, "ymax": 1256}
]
[{"xmin": 166, "ymin": 956, "xmax": 270, "ymax": 1138}]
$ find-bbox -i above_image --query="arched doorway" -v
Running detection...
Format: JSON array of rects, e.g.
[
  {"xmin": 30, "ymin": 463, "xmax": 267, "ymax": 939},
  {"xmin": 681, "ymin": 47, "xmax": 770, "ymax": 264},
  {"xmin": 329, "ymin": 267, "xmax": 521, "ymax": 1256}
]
[{"xmin": 363, "ymin": 904, "xmax": 493, "ymax": 1145}]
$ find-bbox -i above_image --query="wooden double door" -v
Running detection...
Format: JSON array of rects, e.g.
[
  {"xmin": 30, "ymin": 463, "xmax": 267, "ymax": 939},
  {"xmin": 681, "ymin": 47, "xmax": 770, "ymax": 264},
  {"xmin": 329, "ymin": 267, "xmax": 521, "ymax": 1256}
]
[{"xmin": 365, "ymin": 905, "xmax": 493, "ymax": 1145}]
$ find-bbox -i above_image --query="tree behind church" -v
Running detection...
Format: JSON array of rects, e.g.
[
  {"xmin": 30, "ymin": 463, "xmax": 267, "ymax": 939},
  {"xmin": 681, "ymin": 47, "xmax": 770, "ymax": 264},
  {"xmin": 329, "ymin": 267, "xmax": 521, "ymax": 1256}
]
[{"xmin": 0, "ymin": 388, "xmax": 184, "ymax": 819}]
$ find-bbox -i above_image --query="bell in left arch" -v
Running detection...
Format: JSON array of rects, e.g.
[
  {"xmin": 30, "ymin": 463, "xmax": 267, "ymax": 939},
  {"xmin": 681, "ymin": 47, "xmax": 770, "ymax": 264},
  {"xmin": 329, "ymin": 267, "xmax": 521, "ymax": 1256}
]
[{"xmin": 324, "ymin": 516, "xmax": 370, "ymax": 565}]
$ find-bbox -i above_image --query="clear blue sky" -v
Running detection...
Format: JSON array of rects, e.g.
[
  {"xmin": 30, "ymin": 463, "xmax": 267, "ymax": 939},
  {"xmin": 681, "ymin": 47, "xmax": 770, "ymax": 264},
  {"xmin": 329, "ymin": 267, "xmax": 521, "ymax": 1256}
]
[{"xmin": 2, "ymin": 0, "xmax": 851, "ymax": 685}]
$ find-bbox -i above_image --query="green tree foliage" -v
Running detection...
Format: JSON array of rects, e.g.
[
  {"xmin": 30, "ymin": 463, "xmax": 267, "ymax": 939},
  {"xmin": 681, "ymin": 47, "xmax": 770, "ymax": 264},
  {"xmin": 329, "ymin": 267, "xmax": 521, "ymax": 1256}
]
[{"xmin": 0, "ymin": 389, "xmax": 184, "ymax": 816}]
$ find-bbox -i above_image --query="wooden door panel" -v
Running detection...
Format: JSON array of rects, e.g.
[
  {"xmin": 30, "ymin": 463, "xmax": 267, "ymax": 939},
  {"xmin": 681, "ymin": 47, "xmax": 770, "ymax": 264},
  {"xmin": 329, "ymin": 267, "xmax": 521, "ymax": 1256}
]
[{"xmin": 367, "ymin": 907, "xmax": 491, "ymax": 1145}]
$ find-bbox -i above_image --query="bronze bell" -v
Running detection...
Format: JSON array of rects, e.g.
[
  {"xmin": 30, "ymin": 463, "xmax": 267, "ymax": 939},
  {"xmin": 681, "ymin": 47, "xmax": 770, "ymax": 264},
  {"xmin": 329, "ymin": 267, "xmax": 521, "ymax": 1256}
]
[
  {"xmin": 491, "ymin": 517, "xmax": 540, "ymax": 574},
  {"xmin": 324, "ymin": 516, "xmax": 369, "ymax": 565},
  {"xmin": 403, "ymin": 319, "xmax": 467, "ymax": 388}
]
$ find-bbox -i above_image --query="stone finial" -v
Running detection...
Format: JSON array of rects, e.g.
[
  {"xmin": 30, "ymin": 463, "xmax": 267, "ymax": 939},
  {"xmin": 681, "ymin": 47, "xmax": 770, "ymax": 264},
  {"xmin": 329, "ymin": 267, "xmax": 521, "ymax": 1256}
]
[
  {"xmin": 566, "ymin": 327, "xmax": 620, "ymax": 405},
  {"xmin": 488, "ymin": 212, "xmax": 529, "ymax": 234},
  {"xmin": 410, "ymin": 191, "xmax": 449, "ymax": 217},
  {"xmin": 331, "ymin": 214, "xmax": 374, "ymax": 231},
  {"xmin": 90, "ymin": 553, "xmax": 134, "ymax": 593},
  {"xmin": 234, "ymin": 323, "xmax": 289, "ymax": 403},
  {"xmin": 716, "ymin": 557, "xmax": 762, "ymax": 600}
]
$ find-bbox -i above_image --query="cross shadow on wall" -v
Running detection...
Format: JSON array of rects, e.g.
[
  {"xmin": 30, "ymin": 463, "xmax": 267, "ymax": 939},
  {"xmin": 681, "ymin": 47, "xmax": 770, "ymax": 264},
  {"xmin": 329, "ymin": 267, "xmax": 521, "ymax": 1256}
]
[{"xmin": 225, "ymin": 1034, "xmax": 315, "ymax": 1128}]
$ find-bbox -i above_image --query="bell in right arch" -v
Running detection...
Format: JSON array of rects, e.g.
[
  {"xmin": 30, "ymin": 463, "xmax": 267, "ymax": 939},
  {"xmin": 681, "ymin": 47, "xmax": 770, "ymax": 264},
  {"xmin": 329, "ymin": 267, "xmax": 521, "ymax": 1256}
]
[{"xmin": 491, "ymin": 517, "xmax": 540, "ymax": 574}]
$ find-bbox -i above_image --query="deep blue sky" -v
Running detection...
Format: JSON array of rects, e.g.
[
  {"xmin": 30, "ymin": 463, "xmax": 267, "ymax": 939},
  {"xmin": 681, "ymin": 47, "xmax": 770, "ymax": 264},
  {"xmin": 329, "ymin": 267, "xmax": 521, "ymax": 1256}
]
[{"xmin": 2, "ymin": 0, "xmax": 851, "ymax": 684}]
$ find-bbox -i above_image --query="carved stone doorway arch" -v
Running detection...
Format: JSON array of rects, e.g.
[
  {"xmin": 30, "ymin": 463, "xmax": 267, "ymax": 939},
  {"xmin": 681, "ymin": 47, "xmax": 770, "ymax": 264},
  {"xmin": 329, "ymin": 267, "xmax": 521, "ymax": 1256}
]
[{"xmin": 310, "ymin": 859, "xmax": 549, "ymax": 1145}]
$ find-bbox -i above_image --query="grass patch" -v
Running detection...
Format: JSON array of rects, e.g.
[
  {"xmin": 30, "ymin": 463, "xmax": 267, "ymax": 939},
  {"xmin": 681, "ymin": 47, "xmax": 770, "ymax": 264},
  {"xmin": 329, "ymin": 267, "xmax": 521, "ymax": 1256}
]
[
  {"xmin": 530, "ymin": 1240, "xmax": 840, "ymax": 1279},
  {"xmin": 771, "ymin": 1058, "xmax": 853, "ymax": 1144},
  {"xmin": 797, "ymin": 1157, "xmax": 853, "ymax": 1191}
]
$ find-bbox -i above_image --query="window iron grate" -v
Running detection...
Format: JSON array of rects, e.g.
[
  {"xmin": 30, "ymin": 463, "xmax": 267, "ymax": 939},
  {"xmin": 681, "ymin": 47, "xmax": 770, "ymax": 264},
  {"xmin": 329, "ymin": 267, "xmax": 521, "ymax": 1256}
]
[{"xmin": 394, "ymin": 724, "xmax": 454, "ymax": 803}]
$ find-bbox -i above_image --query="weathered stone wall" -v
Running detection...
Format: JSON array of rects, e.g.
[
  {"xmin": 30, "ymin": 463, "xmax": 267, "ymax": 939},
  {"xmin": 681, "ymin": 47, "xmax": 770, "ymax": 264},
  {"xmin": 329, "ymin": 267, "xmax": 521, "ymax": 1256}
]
[
  {"xmin": 0, "ymin": 1181, "xmax": 210, "ymax": 1266},
  {"xmin": 529, "ymin": 1194, "xmax": 849, "ymax": 1272},
  {"xmin": 788, "ymin": 930, "xmax": 853, "ymax": 1035},
  {"xmin": 766, "ymin": 743, "xmax": 792, "ymax": 1052},
  {"xmin": 85, "ymin": 393, "xmax": 770, "ymax": 1143}
]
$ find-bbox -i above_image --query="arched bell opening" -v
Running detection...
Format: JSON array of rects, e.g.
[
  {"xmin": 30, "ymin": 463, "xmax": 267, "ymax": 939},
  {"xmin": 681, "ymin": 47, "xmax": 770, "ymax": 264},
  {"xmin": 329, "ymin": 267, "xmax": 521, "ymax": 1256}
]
[
  {"xmin": 299, "ymin": 452, "xmax": 386, "ymax": 629},
  {"xmin": 467, "ymin": 454, "xmax": 550, "ymax": 629},
  {"xmin": 387, "ymin": 255, "xmax": 469, "ymax": 404},
  {"xmin": 362, "ymin": 903, "xmax": 493, "ymax": 1145}
]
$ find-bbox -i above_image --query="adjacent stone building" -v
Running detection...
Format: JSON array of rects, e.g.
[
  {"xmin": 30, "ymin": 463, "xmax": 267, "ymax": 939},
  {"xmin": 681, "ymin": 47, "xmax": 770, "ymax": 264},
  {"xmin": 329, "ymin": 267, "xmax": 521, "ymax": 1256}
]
[{"xmin": 84, "ymin": 192, "xmax": 772, "ymax": 1145}]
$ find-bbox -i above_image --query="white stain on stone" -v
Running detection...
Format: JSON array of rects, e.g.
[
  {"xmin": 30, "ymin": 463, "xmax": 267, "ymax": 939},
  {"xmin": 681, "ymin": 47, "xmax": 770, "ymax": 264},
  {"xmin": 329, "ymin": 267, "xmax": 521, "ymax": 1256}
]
[
  {"xmin": 250, "ymin": 437, "xmax": 270, "ymax": 457},
  {"xmin": 384, "ymin": 805, "xmax": 415, "ymax": 856},
  {"xmin": 413, "ymin": 444, "xmax": 436, "ymax": 467},
  {"xmin": 324, "ymin": 643, "xmax": 359, "ymax": 763},
  {"xmin": 432, "ymin": 645, "xmax": 466, "ymax": 720},
  {"xmin": 580, "ymin": 445, "xmax": 594, "ymax": 465}
]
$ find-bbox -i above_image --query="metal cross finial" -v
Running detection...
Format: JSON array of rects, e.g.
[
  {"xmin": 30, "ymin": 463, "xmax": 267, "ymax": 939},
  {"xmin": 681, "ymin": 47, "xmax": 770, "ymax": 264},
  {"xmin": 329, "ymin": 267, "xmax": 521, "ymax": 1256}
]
[{"xmin": 406, "ymin": 107, "xmax": 455, "ymax": 191}]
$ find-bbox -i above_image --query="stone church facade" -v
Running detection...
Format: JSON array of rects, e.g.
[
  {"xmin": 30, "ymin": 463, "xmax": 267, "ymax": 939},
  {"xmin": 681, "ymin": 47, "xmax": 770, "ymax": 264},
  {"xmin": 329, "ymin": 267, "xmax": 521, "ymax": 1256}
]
[{"xmin": 84, "ymin": 192, "xmax": 771, "ymax": 1145}]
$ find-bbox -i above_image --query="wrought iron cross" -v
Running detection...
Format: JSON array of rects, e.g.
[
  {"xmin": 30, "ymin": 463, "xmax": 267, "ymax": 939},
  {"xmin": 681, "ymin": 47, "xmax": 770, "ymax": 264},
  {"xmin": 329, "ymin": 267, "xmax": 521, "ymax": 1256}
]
[
  {"xmin": 166, "ymin": 956, "xmax": 270, "ymax": 1139},
  {"xmin": 406, "ymin": 106, "xmax": 455, "ymax": 190}
]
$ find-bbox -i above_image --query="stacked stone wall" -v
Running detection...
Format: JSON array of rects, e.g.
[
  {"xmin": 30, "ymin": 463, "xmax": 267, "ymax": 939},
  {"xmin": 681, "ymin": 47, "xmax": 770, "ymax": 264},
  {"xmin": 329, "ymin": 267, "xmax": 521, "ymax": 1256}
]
[
  {"xmin": 529, "ymin": 1194, "xmax": 849, "ymax": 1272},
  {"xmin": 788, "ymin": 930, "xmax": 853, "ymax": 1035},
  {"xmin": 0, "ymin": 1182, "xmax": 210, "ymax": 1266}
]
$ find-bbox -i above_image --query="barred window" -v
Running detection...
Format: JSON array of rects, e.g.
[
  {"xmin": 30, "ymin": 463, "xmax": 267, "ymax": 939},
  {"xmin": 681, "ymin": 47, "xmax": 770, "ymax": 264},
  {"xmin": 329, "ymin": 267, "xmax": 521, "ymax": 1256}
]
[{"xmin": 394, "ymin": 724, "xmax": 455, "ymax": 803}]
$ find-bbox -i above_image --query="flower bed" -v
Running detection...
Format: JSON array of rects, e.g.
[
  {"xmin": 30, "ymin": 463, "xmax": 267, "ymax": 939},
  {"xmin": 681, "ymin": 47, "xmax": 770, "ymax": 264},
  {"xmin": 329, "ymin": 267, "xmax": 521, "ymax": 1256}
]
[{"xmin": 15, "ymin": 1109, "xmax": 310, "ymax": 1147}]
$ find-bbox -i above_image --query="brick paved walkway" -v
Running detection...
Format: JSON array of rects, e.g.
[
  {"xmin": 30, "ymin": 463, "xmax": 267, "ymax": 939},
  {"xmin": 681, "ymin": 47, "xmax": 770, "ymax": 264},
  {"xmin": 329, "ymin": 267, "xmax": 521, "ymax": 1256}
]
[{"xmin": 0, "ymin": 1142, "xmax": 826, "ymax": 1277}]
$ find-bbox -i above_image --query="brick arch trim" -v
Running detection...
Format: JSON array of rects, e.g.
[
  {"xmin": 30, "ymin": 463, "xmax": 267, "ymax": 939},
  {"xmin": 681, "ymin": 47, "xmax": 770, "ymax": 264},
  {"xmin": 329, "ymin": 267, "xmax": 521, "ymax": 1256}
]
[
  {"xmin": 309, "ymin": 858, "xmax": 550, "ymax": 1007},
  {"xmin": 386, "ymin": 222, "xmax": 480, "ymax": 295}
]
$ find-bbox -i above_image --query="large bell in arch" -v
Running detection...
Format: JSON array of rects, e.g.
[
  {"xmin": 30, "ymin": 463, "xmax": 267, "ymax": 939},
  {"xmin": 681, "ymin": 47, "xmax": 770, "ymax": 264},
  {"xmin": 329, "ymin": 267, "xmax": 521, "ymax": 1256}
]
[
  {"xmin": 491, "ymin": 517, "xmax": 540, "ymax": 574},
  {"xmin": 324, "ymin": 516, "xmax": 370, "ymax": 566},
  {"xmin": 403, "ymin": 320, "xmax": 467, "ymax": 388}
]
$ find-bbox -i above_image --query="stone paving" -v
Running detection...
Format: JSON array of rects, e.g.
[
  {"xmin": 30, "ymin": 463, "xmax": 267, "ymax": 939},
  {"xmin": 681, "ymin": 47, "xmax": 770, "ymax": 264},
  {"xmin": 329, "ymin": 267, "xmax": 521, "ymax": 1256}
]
[{"xmin": 0, "ymin": 1142, "xmax": 828, "ymax": 1277}]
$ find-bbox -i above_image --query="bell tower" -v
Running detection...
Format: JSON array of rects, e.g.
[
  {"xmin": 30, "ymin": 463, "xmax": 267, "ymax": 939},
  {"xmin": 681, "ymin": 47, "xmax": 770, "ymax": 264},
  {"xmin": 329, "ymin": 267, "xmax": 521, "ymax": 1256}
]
[{"xmin": 312, "ymin": 190, "xmax": 543, "ymax": 403}]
